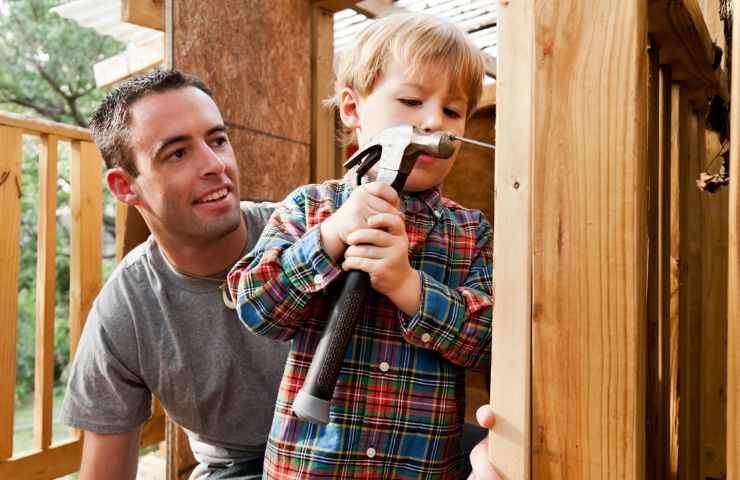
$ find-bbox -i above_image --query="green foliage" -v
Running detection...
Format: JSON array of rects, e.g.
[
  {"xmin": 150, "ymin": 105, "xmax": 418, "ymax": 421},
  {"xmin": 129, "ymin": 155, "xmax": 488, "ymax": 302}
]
[
  {"xmin": 4, "ymin": 1, "xmax": 122, "ymax": 403},
  {"xmin": 0, "ymin": 0, "xmax": 124, "ymax": 126}
]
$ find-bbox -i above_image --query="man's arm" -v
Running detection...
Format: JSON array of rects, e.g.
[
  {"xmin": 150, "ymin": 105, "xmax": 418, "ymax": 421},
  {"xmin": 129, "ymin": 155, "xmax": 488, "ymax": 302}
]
[{"xmin": 79, "ymin": 427, "xmax": 141, "ymax": 480}]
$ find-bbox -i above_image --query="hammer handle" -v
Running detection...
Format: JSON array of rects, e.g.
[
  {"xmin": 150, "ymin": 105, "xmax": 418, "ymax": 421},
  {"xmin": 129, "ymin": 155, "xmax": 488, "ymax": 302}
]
[{"xmin": 300, "ymin": 270, "xmax": 370, "ymax": 401}]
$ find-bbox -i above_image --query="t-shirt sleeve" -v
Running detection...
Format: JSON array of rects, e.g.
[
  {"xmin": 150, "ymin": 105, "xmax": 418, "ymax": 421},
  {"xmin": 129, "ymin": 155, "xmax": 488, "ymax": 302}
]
[{"xmin": 60, "ymin": 283, "xmax": 152, "ymax": 433}]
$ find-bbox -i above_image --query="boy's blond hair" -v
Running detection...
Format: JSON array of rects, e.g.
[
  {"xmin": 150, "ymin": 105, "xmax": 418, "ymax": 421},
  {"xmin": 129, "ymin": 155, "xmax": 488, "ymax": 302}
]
[{"xmin": 334, "ymin": 12, "xmax": 485, "ymax": 117}]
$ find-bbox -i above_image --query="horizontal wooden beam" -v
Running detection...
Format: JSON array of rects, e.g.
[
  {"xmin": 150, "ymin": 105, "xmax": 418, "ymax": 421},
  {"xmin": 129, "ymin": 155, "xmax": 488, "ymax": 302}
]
[
  {"xmin": 94, "ymin": 34, "xmax": 164, "ymax": 88},
  {"xmin": 649, "ymin": 0, "xmax": 728, "ymax": 101},
  {"xmin": 0, "ymin": 111, "xmax": 91, "ymax": 141},
  {"xmin": 0, "ymin": 440, "xmax": 82, "ymax": 480},
  {"xmin": 122, "ymin": 0, "xmax": 164, "ymax": 31}
]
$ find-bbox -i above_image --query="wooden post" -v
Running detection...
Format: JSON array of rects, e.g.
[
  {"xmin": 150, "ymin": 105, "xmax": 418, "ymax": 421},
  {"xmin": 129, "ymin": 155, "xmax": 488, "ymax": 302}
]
[
  {"xmin": 33, "ymin": 135, "xmax": 58, "ymax": 450},
  {"xmin": 490, "ymin": 0, "xmax": 532, "ymax": 477},
  {"xmin": 69, "ymin": 141, "xmax": 102, "ymax": 363},
  {"xmin": 726, "ymin": 0, "xmax": 740, "ymax": 475},
  {"xmin": 494, "ymin": 0, "xmax": 649, "ymax": 477},
  {"xmin": 310, "ymin": 5, "xmax": 337, "ymax": 183},
  {"xmin": 0, "ymin": 126, "xmax": 22, "ymax": 459}
]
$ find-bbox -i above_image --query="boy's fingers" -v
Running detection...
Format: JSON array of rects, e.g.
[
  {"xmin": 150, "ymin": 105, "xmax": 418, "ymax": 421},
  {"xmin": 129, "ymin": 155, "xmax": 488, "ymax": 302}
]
[
  {"xmin": 346, "ymin": 228, "xmax": 393, "ymax": 247},
  {"xmin": 345, "ymin": 244, "xmax": 384, "ymax": 260},
  {"xmin": 476, "ymin": 404, "xmax": 496, "ymax": 429},
  {"xmin": 364, "ymin": 182, "xmax": 401, "ymax": 207},
  {"xmin": 367, "ymin": 213, "xmax": 405, "ymax": 234}
]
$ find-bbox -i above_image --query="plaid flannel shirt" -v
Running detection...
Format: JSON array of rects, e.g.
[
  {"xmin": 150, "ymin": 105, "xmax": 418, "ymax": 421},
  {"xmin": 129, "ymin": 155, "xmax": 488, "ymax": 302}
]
[{"xmin": 228, "ymin": 179, "xmax": 493, "ymax": 479}]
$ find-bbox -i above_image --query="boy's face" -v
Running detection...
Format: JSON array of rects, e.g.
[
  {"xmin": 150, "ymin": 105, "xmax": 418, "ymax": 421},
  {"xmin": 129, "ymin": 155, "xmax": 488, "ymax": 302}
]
[
  {"xmin": 107, "ymin": 87, "xmax": 242, "ymax": 245},
  {"xmin": 340, "ymin": 59, "xmax": 468, "ymax": 192}
]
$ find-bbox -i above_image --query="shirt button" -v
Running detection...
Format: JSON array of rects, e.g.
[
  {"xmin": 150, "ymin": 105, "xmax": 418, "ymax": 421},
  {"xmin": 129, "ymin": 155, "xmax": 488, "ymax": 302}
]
[
  {"xmin": 366, "ymin": 447, "xmax": 377, "ymax": 458},
  {"xmin": 421, "ymin": 333, "xmax": 432, "ymax": 343},
  {"xmin": 379, "ymin": 362, "xmax": 390, "ymax": 372},
  {"xmin": 313, "ymin": 274, "xmax": 322, "ymax": 286}
]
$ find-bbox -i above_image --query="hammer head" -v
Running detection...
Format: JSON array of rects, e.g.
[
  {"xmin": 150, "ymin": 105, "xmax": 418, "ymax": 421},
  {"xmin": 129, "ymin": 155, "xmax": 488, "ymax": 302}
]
[{"xmin": 343, "ymin": 125, "xmax": 456, "ymax": 191}]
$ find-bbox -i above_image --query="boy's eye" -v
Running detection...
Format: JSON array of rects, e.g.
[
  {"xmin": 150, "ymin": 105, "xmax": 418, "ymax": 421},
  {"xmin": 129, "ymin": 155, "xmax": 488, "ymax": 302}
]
[
  {"xmin": 444, "ymin": 107, "xmax": 462, "ymax": 119},
  {"xmin": 398, "ymin": 98, "xmax": 422, "ymax": 107}
]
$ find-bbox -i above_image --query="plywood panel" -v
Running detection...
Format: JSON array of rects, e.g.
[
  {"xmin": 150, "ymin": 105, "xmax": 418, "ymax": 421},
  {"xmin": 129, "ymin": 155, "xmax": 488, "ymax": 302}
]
[
  {"xmin": 529, "ymin": 1, "xmax": 648, "ymax": 478},
  {"xmin": 0, "ymin": 126, "xmax": 22, "ymax": 459}
]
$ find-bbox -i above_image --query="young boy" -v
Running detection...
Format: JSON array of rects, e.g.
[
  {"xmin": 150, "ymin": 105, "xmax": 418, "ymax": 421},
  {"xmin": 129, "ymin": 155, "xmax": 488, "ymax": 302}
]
[{"xmin": 228, "ymin": 12, "xmax": 492, "ymax": 479}]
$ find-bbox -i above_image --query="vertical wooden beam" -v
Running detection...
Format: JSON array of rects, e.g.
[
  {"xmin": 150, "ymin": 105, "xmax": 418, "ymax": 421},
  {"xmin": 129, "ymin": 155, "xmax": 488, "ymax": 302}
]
[
  {"xmin": 490, "ymin": 0, "xmax": 532, "ymax": 477},
  {"xmin": 115, "ymin": 203, "xmax": 149, "ymax": 262},
  {"xmin": 645, "ymin": 42, "xmax": 664, "ymax": 480},
  {"xmin": 668, "ymin": 83, "xmax": 688, "ymax": 479},
  {"xmin": 311, "ymin": 5, "xmax": 337, "ymax": 183},
  {"xmin": 528, "ymin": 0, "xmax": 648, "ymax": 477},
  {"xmin": 657, "ymin": 64, "xmax": 673, "ymax": 480},
  {"xmin": 69, "ymin": 141, "xmax": 102, "ymax": 364},
  {"xmin": 699, "ymin": 128, "xmax": 728, "ymax": 479},
  {"xmin": 681, "ymin": 110, "xmax": 703, "ymax": 480},
  {"xmin": 33, "ymin": 135, "xmax": 58, "ymax": 450},
  {"xmin": 0, "ymin": 126, "xmax": 22, "ymax": 459},
  {"xmin": 726, "ymin": 1, "xmax": 740, "ymax": 475}
]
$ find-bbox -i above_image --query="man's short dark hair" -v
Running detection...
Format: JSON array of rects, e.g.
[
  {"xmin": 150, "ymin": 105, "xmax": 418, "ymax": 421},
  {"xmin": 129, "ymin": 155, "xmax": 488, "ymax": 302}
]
[{"xmin": 90, "ymin": 69, "xmax": 213, "ymax": 176}]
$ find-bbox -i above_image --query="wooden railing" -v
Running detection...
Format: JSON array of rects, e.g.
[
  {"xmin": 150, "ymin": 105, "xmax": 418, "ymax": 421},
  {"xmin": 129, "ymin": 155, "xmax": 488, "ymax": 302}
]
[{"xmin": 0, "ymin": 111, "xmax": 163, "ymax": 479}]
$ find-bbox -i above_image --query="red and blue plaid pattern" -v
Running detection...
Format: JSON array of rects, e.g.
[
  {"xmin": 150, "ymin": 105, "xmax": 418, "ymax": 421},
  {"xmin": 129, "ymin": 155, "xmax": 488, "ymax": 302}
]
[{"xmin": 228, "ymin": 179, "xmax": 493, "ymax": 479}]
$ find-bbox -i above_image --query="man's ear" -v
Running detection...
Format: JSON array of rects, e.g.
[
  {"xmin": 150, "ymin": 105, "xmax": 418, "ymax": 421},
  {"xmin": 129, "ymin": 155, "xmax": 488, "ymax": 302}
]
[
  {"xmin": 106, "ymin": 168, "xmax": 141, "ymax": 206},
  {"xmin": 338, "ymin": 87, "xmax": 361, "ymax": 130}
]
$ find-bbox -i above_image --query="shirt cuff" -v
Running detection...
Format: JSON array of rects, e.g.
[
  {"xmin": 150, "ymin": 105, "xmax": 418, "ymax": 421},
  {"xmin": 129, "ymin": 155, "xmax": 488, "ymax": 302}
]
[
  {"xmin": 399, "ymin": 271, "xmax": 450, "ymax": 350},
  {"xmin": 281, "ymin": 224, "xmax": 342, "ymax": 294}
]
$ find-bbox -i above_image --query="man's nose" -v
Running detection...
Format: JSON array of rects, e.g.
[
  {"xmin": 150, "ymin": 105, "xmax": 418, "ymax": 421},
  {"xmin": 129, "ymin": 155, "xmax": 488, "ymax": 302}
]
[{"xmin": 198, "ymin": 143, "xmax": 226, "ymax": 176}]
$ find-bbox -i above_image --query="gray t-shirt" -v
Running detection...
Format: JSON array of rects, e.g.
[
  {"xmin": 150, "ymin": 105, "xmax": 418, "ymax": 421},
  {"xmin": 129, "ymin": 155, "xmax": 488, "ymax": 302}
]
[{"xmin": 61, "ymin": 201, "xmax": 289, "ymax": 467}]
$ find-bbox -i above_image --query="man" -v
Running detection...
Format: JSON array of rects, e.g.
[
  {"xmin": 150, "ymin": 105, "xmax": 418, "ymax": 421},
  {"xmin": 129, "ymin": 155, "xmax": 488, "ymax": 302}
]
[{"xmin": 61, "ymin": 69, "xmax": 288, "ymax": 479}]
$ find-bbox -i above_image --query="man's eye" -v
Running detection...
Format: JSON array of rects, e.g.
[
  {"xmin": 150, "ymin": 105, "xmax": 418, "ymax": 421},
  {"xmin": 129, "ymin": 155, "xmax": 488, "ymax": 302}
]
[
  {"xmin": 399, "ymin": 98, "xmax": 421, "ymax": 107},
  {"xmin": 213, "ymin": 137, "xmax": 229, "ymax": 147},
  {"xmin": 168, "ymin": 148, "xmax": 186, "ymax": 160}
]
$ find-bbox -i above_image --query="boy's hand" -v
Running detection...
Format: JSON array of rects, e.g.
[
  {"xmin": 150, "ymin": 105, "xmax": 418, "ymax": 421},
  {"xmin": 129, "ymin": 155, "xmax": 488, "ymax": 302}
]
[
  {"xmin": 320, "ymin": 183, "xmax": 401, "ymax": 261},
  {"xmin": 342, "ymin": 211, "xmax": 421, "ymax": 316}
]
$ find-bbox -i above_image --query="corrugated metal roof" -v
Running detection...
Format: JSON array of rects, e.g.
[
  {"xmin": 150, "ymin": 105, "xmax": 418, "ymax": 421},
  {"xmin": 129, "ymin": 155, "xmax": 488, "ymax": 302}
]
[{"xmin": 50, "ymin": 0, "xmax": 496, "ymax": 77}]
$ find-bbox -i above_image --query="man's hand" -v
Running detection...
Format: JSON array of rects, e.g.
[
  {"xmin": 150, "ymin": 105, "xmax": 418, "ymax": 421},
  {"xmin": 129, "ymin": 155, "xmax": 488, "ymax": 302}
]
[
  {"xmin": 468, "ymin": 405, "xmax": 502, "ymax": 480},
  {"xmin": 342, "ymin": 211, "xmax": 421, "ymax": 316},
  {"xmin": 79, "ymin": 428, "xmax": 141, "ymax": 480},
  {"xmin": 320, "ymin": 183, "xmax": 401, "ymax": 261}
]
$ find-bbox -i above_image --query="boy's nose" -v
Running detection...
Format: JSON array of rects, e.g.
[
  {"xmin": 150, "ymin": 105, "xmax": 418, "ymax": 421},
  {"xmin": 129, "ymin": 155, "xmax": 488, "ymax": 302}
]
[{"xmin": 419, "ymin": 108, "xmax": 444, "ymax": 132}]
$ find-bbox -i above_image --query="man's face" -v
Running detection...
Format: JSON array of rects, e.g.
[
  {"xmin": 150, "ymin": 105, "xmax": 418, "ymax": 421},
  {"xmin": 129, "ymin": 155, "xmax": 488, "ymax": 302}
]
[
  {"xmin": 124, "ymin": 87, "xmax": 241, "ymax": 244},
  {"xmin": 347, "ymin": 60, "xmax": 468, "ymax": 192}
]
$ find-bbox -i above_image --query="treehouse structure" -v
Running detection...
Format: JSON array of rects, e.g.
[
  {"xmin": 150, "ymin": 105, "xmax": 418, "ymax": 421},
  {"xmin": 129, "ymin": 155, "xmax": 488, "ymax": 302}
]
[{"xmin": 0, "ymin": 1, "xmax": 737, "ymax": 479}]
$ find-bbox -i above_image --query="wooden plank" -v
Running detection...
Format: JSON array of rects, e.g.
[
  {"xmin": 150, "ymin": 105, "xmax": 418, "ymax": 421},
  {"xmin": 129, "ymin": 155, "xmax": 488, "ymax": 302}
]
[
  {"xmin": 529, "ymin": 1, "xmax": 647, "ymax": 478},
  {"xmin": 0, "ymin": 111, "xmax": 91, "ymax": 142},
  {"xmin": 69, "ymin": 141, "xmax": 102, "ymax": 363},
  {"xmin": 141, "ymin": 412, "xmax": 165, "ymax": 447},
  {"xmin": 166, "ymin": 418, "xmax": 196, "ymax": 480},
  {"xmin": 489, "ymin": 0, "xmax": 532, "ymax": 477},
  {"xmin": 668, "ymin": 83, "xmax": 689, "ymax": 479},
  {"xmin": 698, "ymin": 128, "xmax": 728, "ymax": 479},
  {"xmin": 0, "ymin": 439, "xmax": 81, "ymax": 480},
  {"xmin": 658, "ymin": 64, "xmax": 673, "ymax": 480},
  {"xmin": 645, "ymin": 44, "xmax": 664, "ymax": 480},
  {"xmin": 311, "ymin": 6, "xmax": 337, "ymax": 183},
  {"xmin": 94, "ymin": 34, "xmax": 164, "ymax": 88},
  {"xmin": 680, "ymin": 110, "xmax": 703, "ymax": 480},
  {"xmin": 33, "ymin": 135, "xmax": 58, "ymax": 450},
  {"xmin": 649, "ymin": 0, "xmax": 729, "ymax": 101},
  {"xmin": 122, "ymin": 0, "xmax": 165, "ymax": 31},
  {"xmin": 727, "ymin": 1, "xmax": 740, "ymax": 475},
  {"xmin": 0, "ymin": 126, "xmax": 23, "ymax": 460},
  {"xmin": 115, "ymin": 203, "xmax": 150, "ymax": 262}
]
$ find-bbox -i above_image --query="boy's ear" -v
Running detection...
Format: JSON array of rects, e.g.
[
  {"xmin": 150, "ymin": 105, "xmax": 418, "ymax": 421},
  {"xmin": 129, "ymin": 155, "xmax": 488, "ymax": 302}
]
[
  {"xmin": 106, "ymin": 168, "xmax": 141, "ymax": 206},
  {"xmin": 338, "ymin": 87, "xmax": 361, "ymax": 130}
]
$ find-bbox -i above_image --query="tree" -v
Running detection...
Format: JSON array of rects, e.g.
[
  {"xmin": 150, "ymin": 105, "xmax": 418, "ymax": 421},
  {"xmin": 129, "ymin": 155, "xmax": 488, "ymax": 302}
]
[
  {"xmin": 0, "ymin": 0, "xmax": 123, "ymax": 403},
  {"xmin": 0, "ymin": 0, "xmax": 123, "ymax": 126}
]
